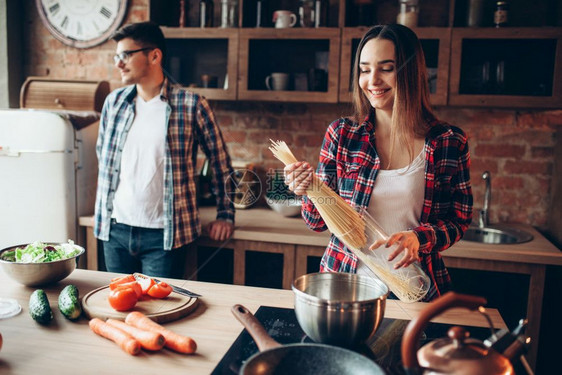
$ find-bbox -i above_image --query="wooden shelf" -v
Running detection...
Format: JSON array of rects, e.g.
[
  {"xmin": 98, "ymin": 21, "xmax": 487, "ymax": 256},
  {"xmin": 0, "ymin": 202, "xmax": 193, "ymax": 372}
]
[
  {"xmin": 161, "ymin": 27, "xmax": 239, "ymax": 100},
  {"xmin": 237, "ymin": 28, "xmax": 341, "ymax": 103}
]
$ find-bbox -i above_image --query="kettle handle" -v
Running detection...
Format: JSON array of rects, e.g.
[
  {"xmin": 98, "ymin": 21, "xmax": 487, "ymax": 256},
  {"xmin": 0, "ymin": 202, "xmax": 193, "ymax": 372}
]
[{"xmin": 401, "ymin": 292, "xmax": 487, "ymax": 373}]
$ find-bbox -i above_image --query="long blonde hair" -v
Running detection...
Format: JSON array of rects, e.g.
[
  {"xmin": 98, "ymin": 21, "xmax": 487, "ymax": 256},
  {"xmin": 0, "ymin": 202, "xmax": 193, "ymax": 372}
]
[{"xmin": 352, "ymin": 25, "xmax": 435, "ymax": 166}]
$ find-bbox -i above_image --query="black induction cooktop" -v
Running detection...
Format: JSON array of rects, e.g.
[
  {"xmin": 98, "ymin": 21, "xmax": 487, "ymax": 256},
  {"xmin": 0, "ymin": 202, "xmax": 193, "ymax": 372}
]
[{"xmin": 211, "ymin": 305, "xmax": 499, "ymax": 375}]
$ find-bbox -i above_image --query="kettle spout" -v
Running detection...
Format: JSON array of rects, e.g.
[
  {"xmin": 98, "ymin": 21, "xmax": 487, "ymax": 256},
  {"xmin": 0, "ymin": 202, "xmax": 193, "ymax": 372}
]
[
  {"xmin": 484, "ymin": 318, "xmax": 528, "ymax": 352},
  {"xmin": 503, "ymin": 335, "xmax": 531, "ymax": 362}
]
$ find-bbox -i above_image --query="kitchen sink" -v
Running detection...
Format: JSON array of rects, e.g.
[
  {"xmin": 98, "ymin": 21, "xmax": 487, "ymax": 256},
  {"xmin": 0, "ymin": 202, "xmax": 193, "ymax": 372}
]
[
  {"xmin": 463, "ymin": 226, "xmax": 534, "ymax": 244},
  {"xmin": 467, "ymin": 171, "xmax": 534, "ymax": 245}
]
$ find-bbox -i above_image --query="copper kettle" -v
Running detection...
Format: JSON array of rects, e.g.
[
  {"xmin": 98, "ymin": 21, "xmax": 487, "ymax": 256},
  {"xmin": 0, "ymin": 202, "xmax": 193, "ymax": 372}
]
[{"xmin": 401, "ymin": 292, "xmax": 531, "ymax": 375}]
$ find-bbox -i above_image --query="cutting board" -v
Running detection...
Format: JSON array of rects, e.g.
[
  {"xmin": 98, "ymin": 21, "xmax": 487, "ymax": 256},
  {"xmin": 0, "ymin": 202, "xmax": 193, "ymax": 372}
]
[{"xmin": 82, "ymin": 286, "xmax": 199, "ymax": 323}]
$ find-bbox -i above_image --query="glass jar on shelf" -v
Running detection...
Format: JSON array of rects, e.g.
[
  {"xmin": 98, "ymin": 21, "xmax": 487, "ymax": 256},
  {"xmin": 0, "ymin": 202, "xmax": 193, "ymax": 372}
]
[
  {"xmin": 314, "ymin": 0, "xmax": 328, "ymax": 27},
  {"xmin": 299, "ymin": 0, "xmax": 315, "ymax": 27},
  {"xmin": 397, "ymin": 0, "xmax": 419, "ymax": 28},
  {"xmin": 220, "ymin": 0, "xmax": 238, "ymax": 28},
  {"xmin": 199, "ymin": 0, "xmax": 214, "ymax": 28},
  {"xmin": 466, "ymin": 0, "xmax": 484, "ymax": 27}
]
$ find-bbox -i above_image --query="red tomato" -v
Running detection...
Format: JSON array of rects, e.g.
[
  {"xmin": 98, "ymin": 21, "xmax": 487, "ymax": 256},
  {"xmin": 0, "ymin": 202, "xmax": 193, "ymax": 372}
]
[
  {"xmin": 135, "ymin": 274, "xmax": 156, "ymax": 295},
  {"xmin": 111, "ymin": 274, "xmax": 135, "ymax": 283},
  {"xmin": 111, "ymin": 281, "xmax": 142, "ymax": 298},
  {"xmin": 108, "ymin": 287, "xmax": 138, "ymax": 311},
  {"xmin": 109, "ymin": 274, "xmax": 136, "ymax": 293},
  {"xmin": 147, "ymin": 281, "xmax": 173, "ymax": 299}
]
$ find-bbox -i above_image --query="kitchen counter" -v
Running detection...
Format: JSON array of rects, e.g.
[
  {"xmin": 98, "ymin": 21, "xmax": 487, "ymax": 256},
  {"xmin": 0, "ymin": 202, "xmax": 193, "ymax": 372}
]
[
  {"xmin": 79, "ymin": 207, "xmax": 562, "ymax": 266},
  {"xmin": 80, "ymin": 207, "xmax": 562, "ymax": 369},
  {"xmin": 197, "ymin": 207, "xmax": 562, "ymax": 265},
  {"xmin": 0, "ymin": 268, "xmax": 507, "ymax": 375}
]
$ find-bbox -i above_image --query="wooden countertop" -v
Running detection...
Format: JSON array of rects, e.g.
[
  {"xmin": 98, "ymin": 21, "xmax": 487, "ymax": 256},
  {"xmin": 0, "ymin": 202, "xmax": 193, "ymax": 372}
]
[
  {"xmin": 78, "ymin": 207, "xmax": 558, "ymax": 370},
  {"xmin": 0, "ymin": 269, "xmax": 506, "ymax": 375},
  {"xmin": 198, "ymin": 207, "xmax": 562, "ymax": 266}
]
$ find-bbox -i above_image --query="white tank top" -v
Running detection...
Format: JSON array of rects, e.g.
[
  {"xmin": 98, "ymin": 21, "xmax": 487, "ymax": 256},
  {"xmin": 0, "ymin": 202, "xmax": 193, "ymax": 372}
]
[
  {"xmin": 112, "ymin": 95, "xmax": 167, "ymax": 228},
  {"xmin": 367, "ymin": 148, "xmax": 426, "ymax": 235}
]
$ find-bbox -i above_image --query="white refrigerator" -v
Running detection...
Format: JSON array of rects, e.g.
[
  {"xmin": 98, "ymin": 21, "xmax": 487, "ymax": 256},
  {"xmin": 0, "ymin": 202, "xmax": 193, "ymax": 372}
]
[{"xmin": 0, "ymin": 109, "xmax": 98, "ymax": 250}]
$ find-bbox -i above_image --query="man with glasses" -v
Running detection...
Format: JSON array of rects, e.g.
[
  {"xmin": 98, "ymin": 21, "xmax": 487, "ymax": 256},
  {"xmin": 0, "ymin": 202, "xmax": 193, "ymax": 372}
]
[{"xmin": 94, "ymin": 21, "xmax": 235, "ymax": 278}]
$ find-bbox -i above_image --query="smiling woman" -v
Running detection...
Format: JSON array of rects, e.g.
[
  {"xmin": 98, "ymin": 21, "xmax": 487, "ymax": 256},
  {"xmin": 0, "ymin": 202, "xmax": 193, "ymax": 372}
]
[
  {"xmin": 282, "ymin": 24, "xmax": 473, "ymax": 302},
  {"xmin": 35, "ymin": 0, "xmax": 128, "ymax": 49}
]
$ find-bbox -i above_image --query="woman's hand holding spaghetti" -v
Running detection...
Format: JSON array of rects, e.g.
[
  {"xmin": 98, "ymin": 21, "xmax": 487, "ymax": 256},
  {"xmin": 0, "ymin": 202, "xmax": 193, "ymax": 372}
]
[{"xmin": 283, "ymin": 161, "xmax": 314, "ymax": 196}]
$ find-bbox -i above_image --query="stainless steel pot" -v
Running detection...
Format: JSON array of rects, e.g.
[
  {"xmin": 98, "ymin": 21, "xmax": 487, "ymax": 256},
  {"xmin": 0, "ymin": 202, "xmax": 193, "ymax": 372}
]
[{"xmin": 292, "ymin": 272, "xmax": 389, "ymax": 348}]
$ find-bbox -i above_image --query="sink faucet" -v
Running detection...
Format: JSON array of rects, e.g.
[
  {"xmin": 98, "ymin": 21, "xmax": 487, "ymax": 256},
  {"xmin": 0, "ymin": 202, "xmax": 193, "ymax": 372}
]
[{"xmin": 479, "ymin": 171, "xmax": 491, "ymax": 228}]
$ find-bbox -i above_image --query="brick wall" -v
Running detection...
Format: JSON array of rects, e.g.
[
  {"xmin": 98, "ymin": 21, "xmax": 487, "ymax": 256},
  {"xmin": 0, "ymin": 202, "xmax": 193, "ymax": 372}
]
[{"xmin": 22, "ymin": 0, "xmax": 562, "ymax": 231}]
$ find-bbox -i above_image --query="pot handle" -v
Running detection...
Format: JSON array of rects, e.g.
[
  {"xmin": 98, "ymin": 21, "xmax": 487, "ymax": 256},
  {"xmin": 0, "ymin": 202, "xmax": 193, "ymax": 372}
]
[
  {"xmin": 231, "ymin": 304, "xmax": 282, "ymax": 352},
  {"xmin": 401, "ymin": 292, "xmax": 487, "ymax": 373}
]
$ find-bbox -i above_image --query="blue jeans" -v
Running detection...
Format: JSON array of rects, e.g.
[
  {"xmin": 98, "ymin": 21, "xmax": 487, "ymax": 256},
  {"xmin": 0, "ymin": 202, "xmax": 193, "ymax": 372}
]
[{"xmin": 102, "ymin": 219, "xmax": 189, "ymax": 278}]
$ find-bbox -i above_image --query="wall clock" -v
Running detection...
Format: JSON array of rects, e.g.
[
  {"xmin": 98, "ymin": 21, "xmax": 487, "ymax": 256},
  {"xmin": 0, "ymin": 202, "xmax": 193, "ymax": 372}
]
[{"xmin": 36, "ymin": 0, "xmax": 128, "ymax": 49}]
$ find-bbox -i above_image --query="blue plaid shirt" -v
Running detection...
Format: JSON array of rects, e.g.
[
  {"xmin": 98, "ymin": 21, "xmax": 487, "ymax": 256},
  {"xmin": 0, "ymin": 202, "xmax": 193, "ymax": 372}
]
[
  {"xmin": 302, "ymin": 114, "xmax": 473, "ymax": 300},
  {"xmin": 94, "ymin": 78, "xmax": 235, "ymax": 250}
]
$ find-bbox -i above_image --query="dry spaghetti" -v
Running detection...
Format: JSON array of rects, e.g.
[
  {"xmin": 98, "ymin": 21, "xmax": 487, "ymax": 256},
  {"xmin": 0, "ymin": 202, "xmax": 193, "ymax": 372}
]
[{"xmin": 269, "ymin": 139, "xmax": 429, "ymax": 302}]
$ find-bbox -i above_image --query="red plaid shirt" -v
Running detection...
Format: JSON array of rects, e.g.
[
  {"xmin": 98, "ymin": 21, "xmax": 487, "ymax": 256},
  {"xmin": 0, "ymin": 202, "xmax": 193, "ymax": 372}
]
[{"xmin": 302, "ymin": 114, "xmax": 473, "ymax": 301}]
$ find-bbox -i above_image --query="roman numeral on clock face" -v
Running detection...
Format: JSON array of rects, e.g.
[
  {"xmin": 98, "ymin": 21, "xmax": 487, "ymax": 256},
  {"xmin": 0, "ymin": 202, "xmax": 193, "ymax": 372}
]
[
  {"xmin": 100, "ymin": 6, "xmax": 112, "ymax": 18},
  {"xmin": 48, "ymin": 3, "xmax": 60, "ymax": 15}
]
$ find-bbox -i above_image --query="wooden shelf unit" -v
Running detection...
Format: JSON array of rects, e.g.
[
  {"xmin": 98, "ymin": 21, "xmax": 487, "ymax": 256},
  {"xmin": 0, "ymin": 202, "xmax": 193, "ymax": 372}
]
[{"xmin": 150, "ymin": 0, "xmax": 562, "ymax": 107}]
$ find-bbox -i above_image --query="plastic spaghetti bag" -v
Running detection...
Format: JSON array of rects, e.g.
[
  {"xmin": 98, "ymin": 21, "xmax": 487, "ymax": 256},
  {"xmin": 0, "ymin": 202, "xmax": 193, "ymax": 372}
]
[{"xmin": 339, "ymin": 206, "xmax": 431, "ymax": 303}]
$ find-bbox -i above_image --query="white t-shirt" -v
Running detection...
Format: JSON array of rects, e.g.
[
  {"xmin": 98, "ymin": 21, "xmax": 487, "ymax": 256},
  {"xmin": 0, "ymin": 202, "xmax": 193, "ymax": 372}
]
[
  {"xmin": 112, "ymin": 95, "xmax": 167, "ymax": 228},
  {"xmin": 357, "ymin": 148, "xmax": 426, "ymax": 275}
]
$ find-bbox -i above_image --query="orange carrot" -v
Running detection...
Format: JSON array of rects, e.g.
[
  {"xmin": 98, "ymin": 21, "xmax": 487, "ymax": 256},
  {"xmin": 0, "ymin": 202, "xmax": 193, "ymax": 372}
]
[
  {"xmin": 106, "ymin": 318, "xmax": 165, "ymax": 351},
  {"xmin": 125, "ymin": 311, "xmax": 197, "ymax": 354},
  {"xmin": 89, "ymin": 318, "xmax": 141, "ymax": 355}
]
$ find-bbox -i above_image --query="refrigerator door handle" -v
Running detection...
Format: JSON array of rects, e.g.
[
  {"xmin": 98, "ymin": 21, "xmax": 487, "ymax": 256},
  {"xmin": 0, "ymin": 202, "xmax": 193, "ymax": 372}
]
[
  {"xmin": 0, "ymin": 147, "xmax": 72, "ymax": 157},
  {"xmin": 75, "ymin": 138, "xmax": 83, "ymax": 170}
]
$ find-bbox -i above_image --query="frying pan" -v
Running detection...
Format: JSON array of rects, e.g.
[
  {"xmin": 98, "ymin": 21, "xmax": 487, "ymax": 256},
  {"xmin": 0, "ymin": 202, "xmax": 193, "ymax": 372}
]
[{"xmin": 231, "ymin": 304, "xmax": 385, "ymax": 375}]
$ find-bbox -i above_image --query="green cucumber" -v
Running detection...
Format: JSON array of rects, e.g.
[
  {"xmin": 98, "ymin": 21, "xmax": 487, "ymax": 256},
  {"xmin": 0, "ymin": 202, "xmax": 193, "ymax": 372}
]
[
  {"xmin": 58, "ymin": 284, "xmax": 82, "ymax": 321},
  {"xmin": 29, "ymin": 289, "xmax": 53, "ymax": 324}
]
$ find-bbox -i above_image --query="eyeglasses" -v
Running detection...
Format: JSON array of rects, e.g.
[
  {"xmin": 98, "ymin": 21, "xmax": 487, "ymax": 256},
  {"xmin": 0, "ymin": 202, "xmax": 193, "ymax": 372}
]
[{"xmin": 113, "ymin": 47, "xmax": 153, "ymax": 64}]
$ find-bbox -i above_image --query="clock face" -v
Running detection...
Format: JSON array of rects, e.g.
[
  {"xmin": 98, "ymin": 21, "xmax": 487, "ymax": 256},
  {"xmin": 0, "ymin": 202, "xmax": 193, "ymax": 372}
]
[{"xmin": 36, "ymin": 0, "xmax": 128, "ymax": 49}]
